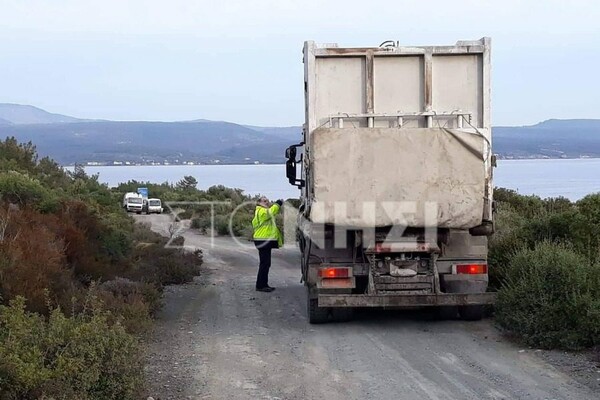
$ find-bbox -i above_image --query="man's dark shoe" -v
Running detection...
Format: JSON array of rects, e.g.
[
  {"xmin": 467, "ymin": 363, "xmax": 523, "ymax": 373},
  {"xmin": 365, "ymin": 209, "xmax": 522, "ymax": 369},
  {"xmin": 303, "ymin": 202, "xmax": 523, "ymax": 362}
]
[{"xmin": 256, "ymin": 287, "xmax": 275, "ymax": 292}]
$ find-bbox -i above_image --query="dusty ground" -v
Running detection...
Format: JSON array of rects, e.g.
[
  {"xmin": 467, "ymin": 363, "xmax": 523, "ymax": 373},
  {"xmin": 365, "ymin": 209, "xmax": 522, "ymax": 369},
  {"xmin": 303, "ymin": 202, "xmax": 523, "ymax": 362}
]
[{"xmin": 140, "ymin": 214, "xmax": 599, "ymax": 400}]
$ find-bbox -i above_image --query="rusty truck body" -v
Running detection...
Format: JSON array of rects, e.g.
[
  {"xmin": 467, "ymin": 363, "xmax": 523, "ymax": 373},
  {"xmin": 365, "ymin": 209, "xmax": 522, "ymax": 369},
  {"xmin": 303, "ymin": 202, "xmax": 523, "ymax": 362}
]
[{"xmin": 285, "ymin": 38, "xmax": 496, "ymax": 323}]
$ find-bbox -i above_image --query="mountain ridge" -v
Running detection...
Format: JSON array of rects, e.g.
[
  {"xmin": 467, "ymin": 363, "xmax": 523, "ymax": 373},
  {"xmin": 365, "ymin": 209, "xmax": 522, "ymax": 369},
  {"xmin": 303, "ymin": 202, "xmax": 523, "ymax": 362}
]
[
  {"xmin": 0, "ymin": 103, "xmax": 599, "ymax": 164},
  {"xmin": 0, "ymin": 103, "xmax": 84, "ymax": 124}
]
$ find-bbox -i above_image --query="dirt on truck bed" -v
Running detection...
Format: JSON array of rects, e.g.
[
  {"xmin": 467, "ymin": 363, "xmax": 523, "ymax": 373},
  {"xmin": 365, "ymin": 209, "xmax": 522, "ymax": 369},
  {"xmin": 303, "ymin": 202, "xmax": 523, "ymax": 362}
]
[{"xmin": 140, "ymin": 214, "xmax": 599, "ymax": 400}]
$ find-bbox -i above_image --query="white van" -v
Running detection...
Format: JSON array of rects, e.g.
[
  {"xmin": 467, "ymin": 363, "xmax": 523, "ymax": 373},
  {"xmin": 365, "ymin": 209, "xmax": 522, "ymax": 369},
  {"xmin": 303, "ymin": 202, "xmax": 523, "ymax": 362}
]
[{"xmin": 147, "ymin": 198, "xmax": 163, "ymax": 214}]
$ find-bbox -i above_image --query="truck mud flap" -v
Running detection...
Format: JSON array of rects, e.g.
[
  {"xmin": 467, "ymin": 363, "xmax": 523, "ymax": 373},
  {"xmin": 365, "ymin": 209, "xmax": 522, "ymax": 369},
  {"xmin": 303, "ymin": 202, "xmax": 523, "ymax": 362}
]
[{"xmin": 318, "ymin": 293, "xmax": 496, "ymax": 308}]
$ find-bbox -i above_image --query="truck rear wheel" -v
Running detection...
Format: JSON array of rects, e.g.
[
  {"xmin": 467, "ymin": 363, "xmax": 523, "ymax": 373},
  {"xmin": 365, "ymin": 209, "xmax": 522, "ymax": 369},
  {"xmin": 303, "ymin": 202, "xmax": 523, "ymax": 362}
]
[
  {"xmin": 459, "ymin": 305, "xmax": 484, "ymax": 321},
  {"xmin": 307, "ymin": 297, "xmax": 330, "ymax": 324}
]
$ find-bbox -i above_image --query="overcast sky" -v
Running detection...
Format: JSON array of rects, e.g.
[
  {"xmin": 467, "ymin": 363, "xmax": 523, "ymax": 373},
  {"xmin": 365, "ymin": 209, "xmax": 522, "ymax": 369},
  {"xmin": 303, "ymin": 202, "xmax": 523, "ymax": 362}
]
[{"xmin": 0, "ymin": 0, "xmax": 598, "ymax": 126}]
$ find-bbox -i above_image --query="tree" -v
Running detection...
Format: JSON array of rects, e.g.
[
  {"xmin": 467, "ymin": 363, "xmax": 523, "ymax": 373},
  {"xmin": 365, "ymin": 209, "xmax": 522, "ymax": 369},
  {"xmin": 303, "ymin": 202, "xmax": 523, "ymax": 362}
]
[
  {"xmin": 0, "ymin": 137, "xmax": 38, "ymax": 173},
  {"xmin": 71, "ymin": 163, "xmax": 88, "ymax": 180},
  {"xmin": 176, "ymin": 175, "xmax": 198, "ymax": 191}
]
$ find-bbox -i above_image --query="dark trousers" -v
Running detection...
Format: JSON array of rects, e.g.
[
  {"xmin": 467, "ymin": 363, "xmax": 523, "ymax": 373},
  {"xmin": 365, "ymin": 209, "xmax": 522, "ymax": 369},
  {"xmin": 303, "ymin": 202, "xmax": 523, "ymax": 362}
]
[{"xmin": 255, "ymin": 240, "xmax": 277, "ymax": 289}]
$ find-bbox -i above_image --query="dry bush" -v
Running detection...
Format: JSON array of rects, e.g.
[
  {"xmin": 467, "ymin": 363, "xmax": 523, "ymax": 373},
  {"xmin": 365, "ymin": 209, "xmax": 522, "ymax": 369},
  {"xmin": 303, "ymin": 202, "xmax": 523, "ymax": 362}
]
[
  {"xmin": 0, "ymin": 208, "xmax": 75, "ymax": 314},
  {"xmin": 128, "ymin": 241, "xmax": 202, "ymax": 286},
  {"xmin": 131, "ymin": 221, "xmax": 162, "ymax": 244},
  {"xmin": 95, "ymin": 279, "xmax": 160, "ymax": 334}
]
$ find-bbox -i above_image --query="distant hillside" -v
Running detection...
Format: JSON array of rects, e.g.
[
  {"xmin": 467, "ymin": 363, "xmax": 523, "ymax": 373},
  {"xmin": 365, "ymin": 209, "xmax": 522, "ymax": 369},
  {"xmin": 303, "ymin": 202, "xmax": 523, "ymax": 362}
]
[
  {"xmin": 0, "ymin": 104, "xmax": 599, "ymax": 164},
  {"xmin": 244, "ymin": 125, "xmax": 302, "ymax": 140},
  {"xmin": 494, "ymin": 119, "xmax": 600, "ymax": 159},
  {"xmin": 0, "ymin": 119, "xmax": 291, "ymax": 165},
  {"xmin": 0, "ymin": 103, "xmax": 83, "ymax": 124}
]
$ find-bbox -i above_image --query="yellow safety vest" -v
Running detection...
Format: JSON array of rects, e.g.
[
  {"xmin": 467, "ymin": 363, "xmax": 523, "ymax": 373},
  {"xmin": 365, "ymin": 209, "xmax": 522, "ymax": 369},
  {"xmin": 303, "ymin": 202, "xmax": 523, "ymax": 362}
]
[{"xmin": 252, "ymin": 204, "xmax": 282, "ymax": 245}]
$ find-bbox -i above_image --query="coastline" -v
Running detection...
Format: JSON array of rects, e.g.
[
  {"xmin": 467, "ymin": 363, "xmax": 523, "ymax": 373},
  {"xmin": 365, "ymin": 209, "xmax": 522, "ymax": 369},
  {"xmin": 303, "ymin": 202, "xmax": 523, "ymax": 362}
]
[{"xmin": 63, "ymin": 157, "xmax": 600, "ymax": 168}]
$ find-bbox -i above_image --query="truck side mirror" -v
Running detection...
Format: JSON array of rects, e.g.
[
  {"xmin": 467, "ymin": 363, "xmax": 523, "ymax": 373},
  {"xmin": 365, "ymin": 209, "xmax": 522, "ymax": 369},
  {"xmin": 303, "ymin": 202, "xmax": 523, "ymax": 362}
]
[
  {"xmin": 285, "ymin": 143, "xmax": 304, "ymax": 188},
  {"xmin": 286, "ymin": 146, "xmax": 296, "ymax": 160}
]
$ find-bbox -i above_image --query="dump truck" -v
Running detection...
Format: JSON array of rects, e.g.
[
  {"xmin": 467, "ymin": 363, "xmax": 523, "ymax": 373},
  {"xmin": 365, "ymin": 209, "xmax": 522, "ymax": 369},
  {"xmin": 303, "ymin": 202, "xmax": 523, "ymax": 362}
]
[{"xmin": 285, "ymin": 38, "xmax": 496, "ymax": 323}]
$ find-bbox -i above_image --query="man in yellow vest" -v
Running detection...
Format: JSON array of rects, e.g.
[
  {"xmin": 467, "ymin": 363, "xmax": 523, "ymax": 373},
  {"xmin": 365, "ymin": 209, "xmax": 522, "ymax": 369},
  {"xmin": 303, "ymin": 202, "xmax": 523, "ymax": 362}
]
[{"xmin": 252, "ymin": 196, "xmax": 283, "ymax": 292}]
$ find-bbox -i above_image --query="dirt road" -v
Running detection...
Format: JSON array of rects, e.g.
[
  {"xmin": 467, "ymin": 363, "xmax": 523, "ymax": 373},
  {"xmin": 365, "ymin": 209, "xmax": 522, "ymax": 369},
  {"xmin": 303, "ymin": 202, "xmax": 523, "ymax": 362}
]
[{"xmin": 142, "ymin": 214, "xmax": 598, "ymax": 400}]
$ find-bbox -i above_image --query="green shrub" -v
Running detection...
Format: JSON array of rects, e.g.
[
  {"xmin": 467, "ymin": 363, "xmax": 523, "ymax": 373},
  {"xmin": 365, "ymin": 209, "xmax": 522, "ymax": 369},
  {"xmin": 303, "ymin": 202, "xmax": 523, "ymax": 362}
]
[
  {"xmin": 213, "ymin": 214, "xmax": 230, "ymax": 236},
  {"xmin": 493, "ymin": 187, "xmax": 546, "ymax": 219},
  {"xmin": 488, "ymin": 205, "xmax": 528, "ymax": 289},
  {"xmin": 573, "ymin": 194, "xmax": 600, "ymax": 263},
  {"xmin": 190, "ymin": 216, "xmax": 208, "ymax": 232},
  {"xmin": 131, "ymin": 221, "xmax": 162, "ymax": 244},
  {"xmin": 0, "ymin": 138, "xmax": 37, "ymax": 174},
  {"xmin": 0, "ymin": 171, "xmax": 58, "ymax": 211},
  {"xmin": 191, "ymin": 205, "xmax": 254, "ymax": 238},
  {"xmin": 0, "ymin": 137, "xmax": 211, "ymax": 397},
  {"xmin": 489, "ymin": 190, "xmax": 600, "ymax": 288},
  {"xmin": 495, "ymin": 242, "xmax": 600, "ymax": 350},
  {"xmin": 0, "ymin": 297, "xmax": 143, "ymax": 400}
]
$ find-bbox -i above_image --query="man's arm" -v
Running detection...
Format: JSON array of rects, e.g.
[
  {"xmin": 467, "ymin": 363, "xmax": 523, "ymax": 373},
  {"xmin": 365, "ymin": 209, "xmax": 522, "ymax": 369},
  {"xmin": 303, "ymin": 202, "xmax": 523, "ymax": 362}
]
[{"xmin": 268, "ymin": 200, "xmax": 283, "ymax": 217}]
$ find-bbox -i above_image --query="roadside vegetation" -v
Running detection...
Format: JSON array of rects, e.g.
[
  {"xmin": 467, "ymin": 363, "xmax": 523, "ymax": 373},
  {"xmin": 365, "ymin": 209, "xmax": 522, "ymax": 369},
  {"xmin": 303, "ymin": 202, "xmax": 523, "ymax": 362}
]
[
  {"xmin": 2, "ymin": 134, "xmax": 599, "ymax": 397},
  {"xmin": 114, "ymin": 180, "xmax": 600, "ymax": 351},
  {"xmin": 116, "ymin": 179, "xmax": 257, "ymax": 238},
  {"xmin": 0, "ymin": 137, "xmax": 202, "ymax": 399},
  {"xmin": 115, "ymin": 178, "xmax": 297, "ymax": 240},
  {"xmin": 491, "ymin": 188, "xmax": 600, "ymax": 350}
]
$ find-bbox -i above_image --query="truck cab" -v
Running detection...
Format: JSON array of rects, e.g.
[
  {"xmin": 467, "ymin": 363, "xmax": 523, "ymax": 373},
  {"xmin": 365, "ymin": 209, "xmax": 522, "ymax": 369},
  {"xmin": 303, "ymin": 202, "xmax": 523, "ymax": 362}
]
[{"xmin": 124, "ymin": 193, "xmax": 144, "ymax": 213}]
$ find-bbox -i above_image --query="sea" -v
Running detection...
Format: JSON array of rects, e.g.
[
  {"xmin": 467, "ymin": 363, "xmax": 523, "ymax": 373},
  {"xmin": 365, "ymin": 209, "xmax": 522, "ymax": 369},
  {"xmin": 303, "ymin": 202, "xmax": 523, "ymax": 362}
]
[{"xmin": 73, "ymin": 159, "xmax": 600, "ymax": 201}]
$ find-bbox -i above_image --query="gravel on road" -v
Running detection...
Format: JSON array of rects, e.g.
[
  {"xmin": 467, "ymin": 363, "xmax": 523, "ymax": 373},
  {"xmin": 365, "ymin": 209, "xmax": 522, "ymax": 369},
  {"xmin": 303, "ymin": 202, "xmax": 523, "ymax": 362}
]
[{"xmin": 140, "ymin": 214, "xmax": 599, "ymax": 400}]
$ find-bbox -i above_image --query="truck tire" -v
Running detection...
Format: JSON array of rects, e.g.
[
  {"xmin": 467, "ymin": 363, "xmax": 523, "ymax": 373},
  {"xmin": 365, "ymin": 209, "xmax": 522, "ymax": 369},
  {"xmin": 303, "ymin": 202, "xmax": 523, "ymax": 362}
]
[
  {"xmin": 459, "ymin": 305, "xmax": 484, "ymax": 321},
  {"xmin": 307, "ymin": 297, "xmax": 330, "ymax": 324},
  {"xmin": 332, "ymin": 307, "xmax": 354, "ymax": 322}
]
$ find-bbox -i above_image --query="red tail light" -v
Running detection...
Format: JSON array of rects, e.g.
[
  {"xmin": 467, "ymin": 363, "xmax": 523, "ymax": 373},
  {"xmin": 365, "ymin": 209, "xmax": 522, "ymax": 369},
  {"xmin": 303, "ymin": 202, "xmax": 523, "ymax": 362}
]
[
  {"xmin": 455, "ymin": 264, "xmax": 488, "ymax": 274},
  {"xmin": 374, "ymin": 243, "xmax": 391, "ymax": 253},
  {"xmin": 318, "ymin": 267, "xmax": 350, "ymax": 278}
]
